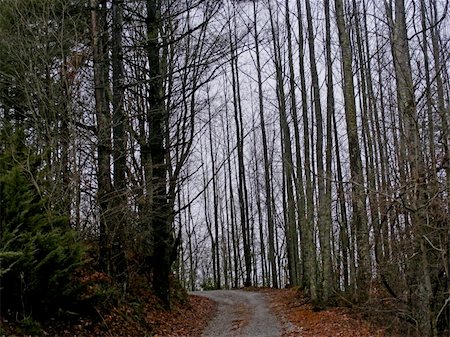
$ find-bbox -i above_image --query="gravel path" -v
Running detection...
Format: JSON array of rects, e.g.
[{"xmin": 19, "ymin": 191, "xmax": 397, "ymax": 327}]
[{"xmin": 192, "ymin": 290, "xmax": 283, "ymax": 337}]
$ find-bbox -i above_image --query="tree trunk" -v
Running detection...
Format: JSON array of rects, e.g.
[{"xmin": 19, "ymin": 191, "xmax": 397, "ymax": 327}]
[
  {"xmin": 284, "ymin": 0, "xmax": 304, "ymax": 287},
  {"xmin": 305, "ymin": 0, "xmax": 332, "ymax": 303},
  {"xmin": 388, "ymin": 0, "xmax": 434, "ymax": 333},
  {"xmin": 296, "ymin": 0, "xmax": 318, "ymax": 301},
  {"xmin": 207, "ymin": 88, "xmax": 221, "ymax": 289},
  {"xmin": 90, "ymin": 0, "xmax": 113, "ymax": 275},
  {"xmin": 111, "ymin": 0, "xmax": 127, "ymax": 285},
  {"xmin": 146, "ymin": 0, "xmax": 171, "ymax": 307},
  {"xmin": 268, "ymin": 0, "xmax": 300, "ymax": 286},
  {"xmin": 229, "ymin": 14, "xmax": 252, "ymax": 286},
  {"xmin": 335, "ymin": 0, "xmax": 371, "ymax": 302},
  {"xmin": 224, "ymin": 86, "xmax": 240, "ymax": 288},
  {"xmin": 253, "ymin": 1, "xmax": 278, "ymax": 288},
  {"xmin": 324, "ymin": 0, "xmax": 336, "ymax": 297}
]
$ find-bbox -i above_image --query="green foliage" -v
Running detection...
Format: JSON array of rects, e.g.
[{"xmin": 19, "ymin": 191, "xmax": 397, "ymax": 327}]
[
  {"xmin": 87, "ymin": 277, "xmax": 122, "ymax": 310},
  {"xmin": 18, "ymin": 317, "xmax": 43, "ymax": 336},
  {"xmin": 200, "ymin": 278, "xmax": 216, "ymax": 291},
  {"xmin": 0, "ymin": 128, "xmax": 85, "ymax": 318}
]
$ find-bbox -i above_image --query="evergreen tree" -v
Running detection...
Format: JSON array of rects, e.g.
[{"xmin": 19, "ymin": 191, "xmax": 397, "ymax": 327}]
[{"xmin": 0, "ymin": 127, "xmax": 84, "ymax": 318}]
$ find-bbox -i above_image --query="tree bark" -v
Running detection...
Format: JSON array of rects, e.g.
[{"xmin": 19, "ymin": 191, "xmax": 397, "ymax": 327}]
[
  {"xmin": 207, "ymin": 88, "xmax": 221, "ymax": 289},
  {"xmin": 324, "ymin": 0, "xmax": 336, "ymax": 297},
  {"xmin": 305, "ymin": 0, "xmax": 332, "ymax": 303},
  {"xmin": 229, "ymin": 12, "xmax": 252, "ymax": 286},
  {"xmin": 253, "ymin": 1, "xmax": 278, "ymax": 288},
  {"xmin": 388, "ymin": 0, "xmax": 434, "ymax": 333},
  {"xmin": 335, "ymin": 0, "xmax": 371, "ymax": 302},
  {"xmin": 90, "ymin": 0, "xmax": 113, "ymax": 275},
  {"xmin": 111, "ymin": 0, "xmax": 127, "ymax": 285},
  {"xmin": 268, "ymin": 0, "xmax": 300, "ymax": 286},
  {"xmin": 146, "ymin": 0, "xmax": 172, "ymax": 307},
  {"xmin": 296, "ymin": 0, "xmax": 317, "ymax": 301}
]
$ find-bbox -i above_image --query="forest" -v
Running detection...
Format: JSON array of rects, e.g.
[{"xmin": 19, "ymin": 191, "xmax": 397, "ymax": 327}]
[{"xmin": 0, "ymin": 0, "xmax": 449, "ymax": 336}]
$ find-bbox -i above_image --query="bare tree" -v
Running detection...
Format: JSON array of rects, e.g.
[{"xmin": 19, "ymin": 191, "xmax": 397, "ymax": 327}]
[
  {"xmin": 252, "ymin": 0, "xmax": 278, "ymax": 288},
  {"xmin": 90, "ymin": 0, "xmax": 113, "ymax": 274},
  {"xmin": 334, "ymin": 0, "xmax": 371, "ymax": 302}
]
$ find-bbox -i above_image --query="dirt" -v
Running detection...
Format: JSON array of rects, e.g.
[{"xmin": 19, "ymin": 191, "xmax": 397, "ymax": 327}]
[{"xmin": 193, "ymin": 289, "xmax": 285, "ymax": 337}]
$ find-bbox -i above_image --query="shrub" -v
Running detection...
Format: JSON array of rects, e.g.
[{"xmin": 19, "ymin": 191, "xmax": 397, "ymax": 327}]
[{"xmin": 0, "ymin": 129, "xmax": 84, "ymax": 318}]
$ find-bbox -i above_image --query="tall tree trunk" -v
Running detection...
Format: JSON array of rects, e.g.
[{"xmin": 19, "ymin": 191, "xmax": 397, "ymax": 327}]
[
  {"xmin": 229, "ymin": 12, "xmax": 252, "ymax": 286},
  {"xmin": 335, "ymin": 0, "xmax": 371, "ymax": 302},
  {"xmin": 387, "ymin": 0, "xmax": 434, "ymax": 333},
  {"xmin": 207, "ymin": 88, "xmax": 221, "ymax": 289},
  {"xmin": 90, "ymin": 0, "xmax": 113, "ymax": 275},
  {"xmin": 223, "ymin": 157, "xmax": 232, "ymax": 289},
  {"xmin": 374, "ymin": 23, "xmax": 393, "ymax": 276},
  {"xmin": 430, "ymin": 8, "xmax": 450, "ymax": 312},
  {"xmin": 224, "ymin": 85, "xmax": 240, "ymax": 288},
  {"xmin": 268, "ymin": 0, "xmax": 300, "ymax": 286},
  {"xmin": 305, "ymin": 0, "xmax": 332, "ymax": 303},
  {"xmin": 352, "ymin": 0, "xmax": 379, "ymax": 298},
  {"xmin": 253, "ymin": 1, "xmax": 278, "ymax": 288},
  {"xmin": 419, "ymin": 0, "xmax": 437, "ymax": 178},
  {"xmin": 332, "ymin": 109, "xmax": 351, "ymax": 290},
  {"xmin": 296, "ymin": 0, "xmax": 318, "ymax": 301},
  {"xmin": 324, "ymin": 0, "xmax": 335, "ymax": 296},
  {"xmin": 111, "ymin": 0, "xmax": 127, "ymax": 285},
  {"xmin": 146, "ymin": 0, "xmax": 172, "ymax": 307},
  {"xmin": 430, "ymin": 0, "xmax": 449, "ymax": 207},
  {"xmin": 285, "ymin": 0, "xmax": 304, "ymax": 287},
  {"xmin": 252, "ymin": 112, "xmax": 267, "ymax": 286},
  {"xmin": 201, "ymin": 147, "xmax": 216, "ymax": 288}
]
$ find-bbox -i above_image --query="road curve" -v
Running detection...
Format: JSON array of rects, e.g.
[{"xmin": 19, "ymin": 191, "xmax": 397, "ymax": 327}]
[{"xmin": 192, "ymin": 290, "xmax": 282, "ymax": 337}]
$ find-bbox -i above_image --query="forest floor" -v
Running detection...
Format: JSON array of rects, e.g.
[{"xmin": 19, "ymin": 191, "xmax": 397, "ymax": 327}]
[
  {"xmin": 1, "ymin": 287, "xmax": 215, "ymax": 337},
  {"xmin": 2, "ymin": 287, "xmax": 411, "ymax": 336},
  {"xmin": 265, "ymin": 287, "xmax": 406, "ymax": 337},
  {"xmin": 194, "ymin": 288, "xmax": 406, "ymax": 337}
]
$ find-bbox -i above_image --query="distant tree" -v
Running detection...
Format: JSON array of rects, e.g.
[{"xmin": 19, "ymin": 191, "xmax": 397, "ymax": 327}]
[{"xmin": 228, "ymin": 4, "xmax": 252, "ymax": 287}]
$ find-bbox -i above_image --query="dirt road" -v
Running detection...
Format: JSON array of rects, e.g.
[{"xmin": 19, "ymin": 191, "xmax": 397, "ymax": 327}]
[{"xmin": 193, "ymin": 290, "xmax": 283, "ymax": 337}]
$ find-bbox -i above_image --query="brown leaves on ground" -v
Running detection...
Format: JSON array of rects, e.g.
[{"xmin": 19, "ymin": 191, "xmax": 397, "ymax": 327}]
[
  {"xmin": 78, "ymin": 292, "xmax": 215, "ymax": 337},
  {"xmin": 2, "ymin": 277, "xmax": 216, "ymax": 337},
  {"xmin": 74, "ymin": 293, "xmax": 214, "ymax": 337},
  {"xmin": 3, "ymin": 279, "xmax": 412, "ymax": 337},
  {"xmin": 148, "ymin": 294, "xmax": 216, "ymax": 337},
  {"xmin": 265, "ymin": 288, "xmax": 398, "ymax": 337}
]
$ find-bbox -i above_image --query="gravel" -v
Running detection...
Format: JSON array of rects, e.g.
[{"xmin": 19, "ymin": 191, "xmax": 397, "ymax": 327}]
[{"xmin": 192, "ymin": 290, "xmax": 283, "ymax": 337}]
